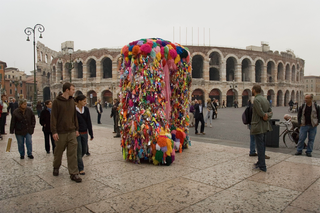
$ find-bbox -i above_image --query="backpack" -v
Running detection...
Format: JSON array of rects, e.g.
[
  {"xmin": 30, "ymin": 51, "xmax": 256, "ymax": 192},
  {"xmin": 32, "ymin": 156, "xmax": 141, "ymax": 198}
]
[{"xmin": 242, "ymin": 105, "xmax": 252, "ymax": 125}]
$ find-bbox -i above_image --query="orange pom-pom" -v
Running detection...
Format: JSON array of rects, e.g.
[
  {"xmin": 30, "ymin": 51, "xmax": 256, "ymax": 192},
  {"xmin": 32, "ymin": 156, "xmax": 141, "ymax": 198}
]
[{"xmin": 132, "ymin": 45, "xmax": 140, "ymax": 57}]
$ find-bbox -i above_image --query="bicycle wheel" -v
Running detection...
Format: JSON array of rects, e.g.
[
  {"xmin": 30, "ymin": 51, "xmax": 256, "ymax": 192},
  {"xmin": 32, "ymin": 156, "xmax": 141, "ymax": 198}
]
[{"xmin": 283, "ymin": 131, "xmax": 297, "ymax": 148}]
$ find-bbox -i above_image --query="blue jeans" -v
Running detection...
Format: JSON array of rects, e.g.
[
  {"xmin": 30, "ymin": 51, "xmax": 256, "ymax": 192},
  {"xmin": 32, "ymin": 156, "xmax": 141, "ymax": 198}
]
[
  {"xmin": 297, "ymin": 125, "xmax": 317, "ymax": 154},
  {"xmin": 16, "ymin": 133, "xmax": 32, "ymax": 157},
  {"xmin": 254, "ymin": 133, "xmax": 267, "ymax": 172},
  {"xmin": 248, "ymin": 125, "xmax": 256, "ymax": 155},
  {"xmin": 77, "ymin": 134, "xmax": 88, "ymax": 171}
]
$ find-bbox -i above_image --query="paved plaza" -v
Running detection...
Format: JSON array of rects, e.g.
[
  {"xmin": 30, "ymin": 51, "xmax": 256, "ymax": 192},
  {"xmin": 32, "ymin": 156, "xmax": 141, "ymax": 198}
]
[{"xmin": 0, "ymin": 112, "xmax": 320, "ymax": 212}]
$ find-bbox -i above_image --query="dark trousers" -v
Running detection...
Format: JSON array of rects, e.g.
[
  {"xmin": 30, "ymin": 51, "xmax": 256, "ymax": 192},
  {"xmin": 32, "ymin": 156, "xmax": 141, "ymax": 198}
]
[
  {"xmin": 195, "ymin": 113, "xmax": 205, "ymax": 134},
  {"xmin": 254, "ymin": 133, "xmax": 267, "ymax": 171},
  {"xmin": 97, "ymin": 113, "xmax": 101, "ymax": 124},
  {"xmin": 43, "ymin": 131, "xmax": 55, "ymax": 153},
  {"xmin": 113, "ymin": 116, "xmax": 116, "ymax": 132},
  {"xmin": 1, "ymin": 113, "xmax": 7, "ymax": 134}
]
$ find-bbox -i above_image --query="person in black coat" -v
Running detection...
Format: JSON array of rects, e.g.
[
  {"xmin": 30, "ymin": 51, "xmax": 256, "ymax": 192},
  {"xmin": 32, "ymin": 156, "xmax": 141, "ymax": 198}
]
[
  {"xmin": 194, "ymin": 99, "xmax": 205, "ymax": 135},
  {"xmin": 75, "ymin": 94, "xmax": 93, "ymax": 175},
  {"xmin": 40, "ymin": 100, "xmax": 55, "ymax": 154},
  {"xmin": 10, "ymin": 99, "xmax": 36, "ymax": 159},
  {"xmin": 111, "ymin": 99, "xmax": 120, "ymax": 137}
]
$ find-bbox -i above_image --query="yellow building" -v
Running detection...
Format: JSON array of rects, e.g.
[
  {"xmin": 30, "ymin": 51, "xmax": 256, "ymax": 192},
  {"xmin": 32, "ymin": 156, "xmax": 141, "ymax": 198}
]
[
  {"xmin": 0, "ymin": 60, "xmax": 7, "ymax": 95},
  {"xmin": 304, "ymin": 75, "xmax": 320, "ymax": 101}
]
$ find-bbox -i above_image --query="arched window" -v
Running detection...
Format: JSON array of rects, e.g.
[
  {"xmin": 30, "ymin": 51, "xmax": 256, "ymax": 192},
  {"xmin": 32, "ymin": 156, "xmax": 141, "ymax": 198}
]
[{"xmin": 102, "ymin": 58, "xmax": 112, "ymax": 78}]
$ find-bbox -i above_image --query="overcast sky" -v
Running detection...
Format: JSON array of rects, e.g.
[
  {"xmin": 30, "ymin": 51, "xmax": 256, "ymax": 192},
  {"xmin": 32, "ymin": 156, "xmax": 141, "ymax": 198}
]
[{"xmin": 1, "ymin": 0, "xmax": 319, "ymax": 76}]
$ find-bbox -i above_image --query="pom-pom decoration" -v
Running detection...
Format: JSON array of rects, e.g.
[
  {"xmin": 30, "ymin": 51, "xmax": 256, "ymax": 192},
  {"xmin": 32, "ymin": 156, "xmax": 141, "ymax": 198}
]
[{"xmin": 118, "ymin": 38, "xmax": 192, "ymax": 165}]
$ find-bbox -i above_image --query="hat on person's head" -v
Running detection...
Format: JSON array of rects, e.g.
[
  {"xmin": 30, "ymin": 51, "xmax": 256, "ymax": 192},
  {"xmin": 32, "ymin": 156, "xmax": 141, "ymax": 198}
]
[{"xmin": 18, "ymin": 99, "xmax": 27, "ymax": 106}]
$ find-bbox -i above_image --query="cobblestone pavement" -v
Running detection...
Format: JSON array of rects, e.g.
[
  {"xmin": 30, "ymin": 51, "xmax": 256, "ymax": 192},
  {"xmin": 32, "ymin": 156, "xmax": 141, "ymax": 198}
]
[{"xmin": 0, "ymin": 113, "xmax": 320, "ymax": 212}]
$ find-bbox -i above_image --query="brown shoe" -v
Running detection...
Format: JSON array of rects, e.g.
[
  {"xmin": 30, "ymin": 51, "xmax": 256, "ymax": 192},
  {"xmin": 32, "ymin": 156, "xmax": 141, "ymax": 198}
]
[
  {"xmin": 201, "ymin": 132, "xmax": 206, "ymax": 135},
  {"xmin": 53, "ymin": 168, "xmax": 59, "ymax": 176},
  {"xmin": 70, "ymin": 174, "xmax": 82, "ymax": 183},
  {"xmin": 265, "ymin": 155, "xmax": 270, "ymax": 159}
]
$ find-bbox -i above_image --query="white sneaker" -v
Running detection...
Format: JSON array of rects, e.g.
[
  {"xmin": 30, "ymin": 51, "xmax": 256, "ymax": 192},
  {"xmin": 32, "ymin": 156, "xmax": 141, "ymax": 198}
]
[{"xmin": 210, "ymin": 125, "xmax": 212, "ymax": 128}]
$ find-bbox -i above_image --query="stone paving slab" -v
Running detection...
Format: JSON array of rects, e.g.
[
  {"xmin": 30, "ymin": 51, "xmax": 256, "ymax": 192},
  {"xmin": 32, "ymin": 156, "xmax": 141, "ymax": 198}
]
[{"xmin": 0, "ymin": 119, "xmax": 320, "ymax": 213}]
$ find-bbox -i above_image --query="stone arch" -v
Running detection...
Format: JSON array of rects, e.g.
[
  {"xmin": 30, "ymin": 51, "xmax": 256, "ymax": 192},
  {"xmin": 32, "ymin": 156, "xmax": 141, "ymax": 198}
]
[
  {"xmin": 102, "ymin": 90, "xmax": 113, "ymax": 106},
  {"xmin": 43, "ymin": 87, "xmax": 50, "ymax": 102},
  {"xmin": 226, "ymin": 89, "xmax": 238, "ymax": 107},
  {"xmin": 209, "ymin": 88, "xmax": 221, "ymax": 103},
  {"xmin": 45, "ymin": 54, "xmax": 48, "ymax": 63},
  {"xmin": 284, "ymin": 90, "xmax": 290, "ymax": 106},
  {"xmin": 87, "ymin": 90, "xmax": 97, "ymax": 107},
  {"xmin": 75, "ymin": 61, "xmax": 83, "ymax": 78},
  {"xmin": 242, "ymin": 89, "xmax": 252, "ymax": 107},
  {"xmin": 296, "ymin": 91, "xmax": 300, "ymax": 106},
  {"xmin": 291, "ymin": 90, "xmax": 295, "ymax": 102},
  {"xmin": 285, "ymin": 63, "xmax": 290, "ymax": 81},
  {"xmin": 300, "ymin": 71, "xmax": 304, "ymax": 83},
  {"xmin": 267, "ymin": 89, "xmax": 275, "ymax": 107},
  {"xmin": 101, "ymin": 57, "xmax": 112, "ymax": 78},
  {"xmin": 192, "ymin": 54, "xmax": 204, "ymax": 79},
  {"xmin": 191, "ymin": 88, "xmax": 204, "ymax": 104},
  {"xmin": 226, "ymin": 56, "xmax": 238, "ymax": 81},
  {"xmin": 255, "ymin": 59, "xmax": 264, "ymax": 83},
  {"xmin": 240, "ymin": 57, "xmax": 252, "ymax": 82},
  {"xmin": 277, "ymin": 90, "xmax": 283, "ymax": 106},
  {"xmin": 87, "ymin": 58, "xmax": 97, "ymax": 78},
  {"xmin": 58, "ymin": 62, "xmax": 63, "ymax": 80},
  {"xmin": 291, "ymin": 65, "xmax": 296, "ymax": 83},
  {"xmin": 277, "ymin": 61, "xmax": 284, "ymax": 81},
  {"xmin": 266, "ymin": 60, "xmax": 276, "ymax": 82},
  {"xmin": 296, "ymin": 71, "xmax": 300, "ymax": 82},
  {"xmin": 208, "ymin": 51, "xmax": 222, "ymax": 81}
]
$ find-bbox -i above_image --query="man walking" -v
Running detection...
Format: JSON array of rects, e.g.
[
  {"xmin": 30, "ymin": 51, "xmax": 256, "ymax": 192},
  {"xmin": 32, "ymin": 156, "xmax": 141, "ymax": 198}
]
[
  {"xmin": 8, "ymin": 98, "xmax": 18, "ymax": 115},
  {"xmin": 51, "ymin": 82, "xmax": 81, "ymax": 182},
  {"xmin": 111, "ymin": 99, "xmax": 120, "ymax": 136},
  {"xmin": 194, "ymin": 99, "xmax": 205, "ymax": 135},
  {"xmin": 251, "ymin": 85, "xmax": 273, "ymax": 172},
  {"xmin": 96, "ymin": 99, "xmax": 103, "ymax": 124},
  {"xmin": 295, "ymin": 94, "xmax": 320, "ymax": 157}
]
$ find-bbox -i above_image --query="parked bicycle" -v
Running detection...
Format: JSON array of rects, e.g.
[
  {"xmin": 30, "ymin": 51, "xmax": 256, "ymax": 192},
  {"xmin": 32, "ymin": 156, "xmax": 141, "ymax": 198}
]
[{"xmin": 279, "ymin": 117, "xmax": 300, "ymax": 148}]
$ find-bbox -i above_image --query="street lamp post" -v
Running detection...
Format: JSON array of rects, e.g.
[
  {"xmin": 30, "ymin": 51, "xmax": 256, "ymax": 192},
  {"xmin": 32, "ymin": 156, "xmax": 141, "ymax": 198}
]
[
  {"xmin": 229, "ymin": 80, "xmax": 237, "ymax": 107},
  {"xmin": 67, "ymin": 48, "xmax": 74, "ymax": 82},
  {"xmin": 10, "ymin": 80, "xmax": 22, "ymax": 100},
  {"xmin": 24, "ymin": 24, "xmax": 45, "ymax": 114}
]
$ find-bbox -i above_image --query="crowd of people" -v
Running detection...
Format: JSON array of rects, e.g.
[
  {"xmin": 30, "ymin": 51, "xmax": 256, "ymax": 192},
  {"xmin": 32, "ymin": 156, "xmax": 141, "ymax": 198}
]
[{"xmin": 1, "ymin": 82, "xmax": 319, "ymax": 182}]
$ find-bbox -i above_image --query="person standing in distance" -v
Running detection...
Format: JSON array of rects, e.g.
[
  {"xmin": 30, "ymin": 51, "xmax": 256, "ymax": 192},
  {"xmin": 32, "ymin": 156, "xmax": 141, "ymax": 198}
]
[
  {"xmin": 251, "ymin": 84, "xmax": 273, "ymax": 172},
  {"xmin": 96, "ymin": 99, "xmax": 103, "ymax": 124},
  {"xmin": 295, "ymin": 94, "xmax": 320, "ymax": 157},
  {"xmin": 51, "ymin": 83, "xmax": 81, "ymax": 183},
  {"xmin": 8, "ymin": 98, "xmax": 19, "ymax": 115}
]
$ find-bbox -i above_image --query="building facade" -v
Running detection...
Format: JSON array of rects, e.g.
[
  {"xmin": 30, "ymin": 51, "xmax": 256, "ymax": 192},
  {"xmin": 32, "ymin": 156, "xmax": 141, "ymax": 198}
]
[
  {"xmin": 0, "ymin": 60, "xmax": 7, "ymax": 96},
  {"xmin": 36, "ymin": 41, "xmax": 305, "ymax": 107},
  {"xmin": 304, "ymin": 76, "xmax": 320, "ymax": 101},
  {"xmin": 4, "ymin": 67, "xmax": 27, "ymax": 100}
]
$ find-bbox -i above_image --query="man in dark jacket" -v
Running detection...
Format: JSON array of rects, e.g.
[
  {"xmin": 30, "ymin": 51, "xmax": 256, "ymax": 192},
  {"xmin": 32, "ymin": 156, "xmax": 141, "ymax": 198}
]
[
  {"xmin": 8, "ymin": 98, "xmax": 18, "ymax": 115},
  {"xmin": 96, "ymin": 99, "xmax": 103, "ymax": 124},
  {"xmin": 111, "ymin": 99, "xmax": 120, "ymax": 137},
  {"xmin": 194, "ymin": 99, "xmax": 205, "ymax": 135},
  {"xmin": 10, "ymin": 99, "xmax": 36, "ymax": 159},
  {"xmin": 51, "ymin": 82, "xmax": 81, "ymax": 183}
]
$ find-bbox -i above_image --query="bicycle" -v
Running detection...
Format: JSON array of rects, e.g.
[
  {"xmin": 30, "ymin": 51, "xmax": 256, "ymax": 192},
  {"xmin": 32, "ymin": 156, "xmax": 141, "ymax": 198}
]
[{"xmin": 279, "ymin": 119, "xmax": 300, "ymax": 148}]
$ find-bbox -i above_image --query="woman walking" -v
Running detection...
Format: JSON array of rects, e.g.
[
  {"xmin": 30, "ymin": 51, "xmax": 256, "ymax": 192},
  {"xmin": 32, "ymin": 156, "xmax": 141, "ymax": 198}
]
[
  {"xmin": 40, "ymin": 100, "xmax": 55, "ymax": 154},
  {"xmin": 204, "ymin": 99, "xmax": 214, "ymax": 128},
  {"xmin": 0, "ymin": 95, "xmax": 8, "ymax": 134},
  {"xmin": 75, "ymin": 95, "xmax": 93, "ymax": 175},
  {"xmin": 10, "ymin": 99, "xmax": 36, "ymax": 159}
]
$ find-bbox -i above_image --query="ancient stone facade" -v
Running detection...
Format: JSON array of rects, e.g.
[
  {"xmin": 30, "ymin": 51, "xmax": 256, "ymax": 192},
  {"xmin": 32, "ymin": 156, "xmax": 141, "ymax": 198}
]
[{"xmin": 36, "ymin": 42, "xmax": 305, "ymax": 107}]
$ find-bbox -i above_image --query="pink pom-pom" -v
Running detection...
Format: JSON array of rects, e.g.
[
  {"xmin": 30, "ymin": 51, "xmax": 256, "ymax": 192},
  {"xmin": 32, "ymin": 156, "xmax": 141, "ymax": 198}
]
[
  {"xmin": 140, "ymin": 44, "xmax": 152, "ymax": 55},
  {"xmin": 154, "ymin": 46, "xmax": 160, "ymax": 53},
  {"xmin": 169, "ymin": 49, "xmax": 177, "ymax": 59}
]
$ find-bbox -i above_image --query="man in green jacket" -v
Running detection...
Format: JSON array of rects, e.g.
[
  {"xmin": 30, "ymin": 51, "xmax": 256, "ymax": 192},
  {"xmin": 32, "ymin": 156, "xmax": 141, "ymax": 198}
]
[{"xmin": 250, "ymin": 85, "xmax": 273, "ymax": 172}]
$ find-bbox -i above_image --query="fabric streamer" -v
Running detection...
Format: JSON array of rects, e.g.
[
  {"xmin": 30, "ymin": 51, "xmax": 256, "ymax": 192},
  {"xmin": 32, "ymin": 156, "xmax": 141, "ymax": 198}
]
[{"xmin": 118, "ymin": 38, "xmax": 192, "ymax": 165}]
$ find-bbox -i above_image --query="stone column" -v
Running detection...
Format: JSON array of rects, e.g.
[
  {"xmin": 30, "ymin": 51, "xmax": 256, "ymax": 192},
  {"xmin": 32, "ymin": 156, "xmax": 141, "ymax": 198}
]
[
  {"xmin": 56, "ymin": 67, "xmax": 61, "ymax": 83},
  {"xmin": 83, "ymin": 64, "xmax": 88, "ymax": 82},
  {"xmin": 261, "ymin": 65, "xmax": 267, "ymax": 83},
  {"xmin": 235, "ymin": 63, "xmax": 241, "ymax": 82},
  {"xmin": 220, "ymin": 60, "xmax": 226, "ymax": 82},
  {"xmin": 96, "ymin": 61, "xmax": 101, "ymax": 83},
  {"xmin": 273, "ymin": 67, "xmax": 277, "ymax": 83},
  {"xmin": 112, "ymin": 61, "xmax": 118, "ymax": 81},
  {"xmin": 62, "ymin": 65, "xmax": 68, "ymax": 82},
  {"xmin": 203, "ymin": 58, "xmax": 209, "ymax": 81},
  {"xmin": 250, "ymin": 65, "xmax": 255, "ymax": 83}
]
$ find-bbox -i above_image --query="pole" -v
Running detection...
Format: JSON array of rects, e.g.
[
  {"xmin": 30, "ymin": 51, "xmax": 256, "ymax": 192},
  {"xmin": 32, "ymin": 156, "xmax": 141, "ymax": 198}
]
[
  {"xmin": 24, "ymin": 24, "xmax": 45, "ymax": 114},
  {"xmin": 70, "ymin": 53, "xmax": 72, "ymax": 83}
]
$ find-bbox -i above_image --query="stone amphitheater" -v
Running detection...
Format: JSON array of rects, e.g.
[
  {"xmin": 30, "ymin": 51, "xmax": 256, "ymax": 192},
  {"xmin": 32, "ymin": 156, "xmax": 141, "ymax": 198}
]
[{"xmin": 36, "ymin": 41, "xmax": 304, "ymax": 107}]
